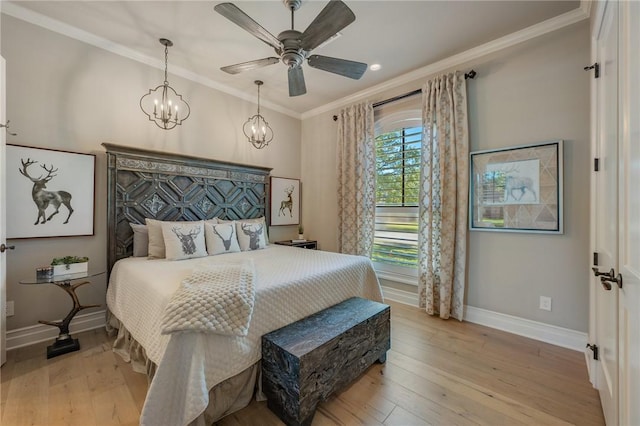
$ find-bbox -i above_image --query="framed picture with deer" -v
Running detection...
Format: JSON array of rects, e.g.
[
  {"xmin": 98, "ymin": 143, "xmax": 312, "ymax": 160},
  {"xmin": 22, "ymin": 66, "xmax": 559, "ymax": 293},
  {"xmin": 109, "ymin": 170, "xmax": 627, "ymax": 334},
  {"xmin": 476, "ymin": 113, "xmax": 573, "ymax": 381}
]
[
  {"xmin": 7, "ymin": 144, "xmax": 96, "ymax": 239},
  {"xmin": 270, "ymin": 176, "xmax": 300, "ymax": 226},
  {"xmin": 469, "ymin": 140, "xmax": 563, "ymax": 233}
]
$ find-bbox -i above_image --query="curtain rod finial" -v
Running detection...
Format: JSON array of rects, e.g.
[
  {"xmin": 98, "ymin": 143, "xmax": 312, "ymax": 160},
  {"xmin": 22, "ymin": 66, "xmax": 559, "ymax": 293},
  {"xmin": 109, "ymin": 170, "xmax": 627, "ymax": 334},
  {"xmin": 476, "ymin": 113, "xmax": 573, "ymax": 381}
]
[
  {"xmin": 333, "ymin": 115, "xmax": 338, "ymax": 121},
  {"xmin": 465, "ymin": 70, "xmax": 477, "ymax": 80}
]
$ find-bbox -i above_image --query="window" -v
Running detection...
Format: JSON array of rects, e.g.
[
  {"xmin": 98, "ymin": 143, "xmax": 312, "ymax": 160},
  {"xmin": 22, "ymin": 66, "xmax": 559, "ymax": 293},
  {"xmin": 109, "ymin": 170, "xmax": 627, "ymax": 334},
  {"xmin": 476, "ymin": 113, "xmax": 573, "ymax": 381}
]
[{"xmin": 372, "ymin": 96, "xmax": 421, "ymax": 282}]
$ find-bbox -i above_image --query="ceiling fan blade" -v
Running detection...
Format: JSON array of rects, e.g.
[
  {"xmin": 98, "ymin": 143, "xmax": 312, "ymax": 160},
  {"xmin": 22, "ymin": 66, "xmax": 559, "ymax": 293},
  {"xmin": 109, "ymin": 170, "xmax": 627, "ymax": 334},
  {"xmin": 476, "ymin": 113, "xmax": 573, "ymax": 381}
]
[
  {"xmin": 288, "ymin": 66, "xmax": 307, "ymax": 97},
  {"xmin": 220, "ymin": 57, "xmax": 280, "ymax": 75},
  {"xmin": 300, "ymin": 0, "xmax": 356, "ymax": 51},
  {"xmin": 214, "ymin": 3, "xmax": 282, "ymax": 50},
  {"xmin": 307, "ymin": 55, "xmax": 367, "ymax": 80}
]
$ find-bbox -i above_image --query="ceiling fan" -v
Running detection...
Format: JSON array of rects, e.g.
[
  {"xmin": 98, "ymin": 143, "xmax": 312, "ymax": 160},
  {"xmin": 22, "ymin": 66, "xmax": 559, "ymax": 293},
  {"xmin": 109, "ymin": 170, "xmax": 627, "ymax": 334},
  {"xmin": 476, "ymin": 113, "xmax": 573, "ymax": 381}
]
[{"xmin": 214, "ymin": 0, "xmax": 367, "ymax": 97}]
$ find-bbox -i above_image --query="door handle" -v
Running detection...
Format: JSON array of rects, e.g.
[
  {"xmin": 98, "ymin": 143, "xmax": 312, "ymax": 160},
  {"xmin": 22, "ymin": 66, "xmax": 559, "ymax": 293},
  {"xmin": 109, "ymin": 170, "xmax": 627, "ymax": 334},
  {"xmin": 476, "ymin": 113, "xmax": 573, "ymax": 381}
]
[
  {"xmin": 592, "ymin": 267, "xmax": 613, "ymax": 278},
  {"xmin": 601, "ymin": 273, "xmax": 623, "ymax": 289},
  {"xmin": 0, "ymin": 244, "xmax": 15, "ymax": 253},
  {"xmin": 592, "ymin": 267, "xmax": 623, "ymax": 289}
]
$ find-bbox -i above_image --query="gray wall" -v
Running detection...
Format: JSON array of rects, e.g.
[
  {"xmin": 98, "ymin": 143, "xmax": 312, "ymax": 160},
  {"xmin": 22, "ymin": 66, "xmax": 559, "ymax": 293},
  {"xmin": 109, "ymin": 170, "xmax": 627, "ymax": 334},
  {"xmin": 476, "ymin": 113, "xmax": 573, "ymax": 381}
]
[
  {"xmin": 2, "ymin": 15, "xmax": 301, "ymax": 330},
  {"xmin": 2, "ymin": 14, "xmax": 591, "ymax": 335},
  {"xmin": 301, "ymin": 22, "xmax": 590, "ymax": 331}
]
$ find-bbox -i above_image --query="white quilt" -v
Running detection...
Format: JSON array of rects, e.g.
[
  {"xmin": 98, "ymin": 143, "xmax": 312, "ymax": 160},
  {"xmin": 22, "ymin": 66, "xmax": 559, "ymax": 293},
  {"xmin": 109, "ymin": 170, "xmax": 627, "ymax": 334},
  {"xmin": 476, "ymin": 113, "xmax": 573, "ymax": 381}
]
[
  {"xmin": 106, "ymin": 245, "xmax": 383, "ymax": 426},
  {"xmin": 161, "ymin": 260, "xmax": 255, "ymax": 336}
]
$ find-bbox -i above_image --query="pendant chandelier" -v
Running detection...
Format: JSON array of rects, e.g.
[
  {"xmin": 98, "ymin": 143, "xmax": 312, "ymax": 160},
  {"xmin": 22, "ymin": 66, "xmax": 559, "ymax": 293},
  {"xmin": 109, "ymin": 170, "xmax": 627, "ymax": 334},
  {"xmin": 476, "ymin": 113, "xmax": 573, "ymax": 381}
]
[
  {"xmin": 140, "ymin": 38, "xmax": 190, "ymax": 130},
  {"xmin": 243, "ymin": 80, "xmax": 273, "ymax": 149}
]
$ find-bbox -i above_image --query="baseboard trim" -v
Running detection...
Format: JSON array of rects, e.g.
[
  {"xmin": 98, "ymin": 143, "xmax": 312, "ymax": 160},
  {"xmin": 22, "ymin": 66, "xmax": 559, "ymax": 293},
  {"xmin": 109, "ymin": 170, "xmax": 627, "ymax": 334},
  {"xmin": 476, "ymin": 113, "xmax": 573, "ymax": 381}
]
[
  {"xmin": 381, "ymin": 286, "xmax": 419, "ymax": 307},
  {"xmin": 8, "ymin": 293, "xmax": 588, "ymax": 353},
  {"xmin": 381, "ymin": 285, "xmax": 587, "ymax": 352},
  {"xmin": 464, "ymin": 306, "xmax": 587, "ymax": 352},
  {"xmin": 6, "ymin": 310, "xmax": 106, "ymax": 351}
]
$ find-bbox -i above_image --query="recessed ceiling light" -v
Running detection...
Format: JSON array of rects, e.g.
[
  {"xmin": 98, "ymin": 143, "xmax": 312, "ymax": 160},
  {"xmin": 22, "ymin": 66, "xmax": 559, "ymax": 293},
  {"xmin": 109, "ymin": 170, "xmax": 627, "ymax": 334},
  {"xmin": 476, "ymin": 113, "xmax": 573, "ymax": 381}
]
[{"xmin": 370, "ymin": 64, "xmax": 381, "ymax": 71}]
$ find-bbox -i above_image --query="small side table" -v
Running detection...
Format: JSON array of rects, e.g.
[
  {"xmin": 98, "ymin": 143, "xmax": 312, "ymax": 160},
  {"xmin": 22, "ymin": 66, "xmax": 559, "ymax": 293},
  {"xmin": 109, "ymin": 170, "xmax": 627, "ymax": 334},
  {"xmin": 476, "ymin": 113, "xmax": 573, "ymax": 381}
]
[
  {"xmin": 275, "ymin": 240, "xmax": 318, "ymax": 250},
  {"xmin": 20, "ymin": 271, "xmax": 104, "ymax": 359}
]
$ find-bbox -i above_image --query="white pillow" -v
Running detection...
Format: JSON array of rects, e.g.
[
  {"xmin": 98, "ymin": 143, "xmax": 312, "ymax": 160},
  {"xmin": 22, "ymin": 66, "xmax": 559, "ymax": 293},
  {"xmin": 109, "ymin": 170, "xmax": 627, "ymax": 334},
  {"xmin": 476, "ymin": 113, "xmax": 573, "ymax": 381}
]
[
  {"xmin": 130, "ymin": 223, "xmax": 149, "ymax": 257},
  {"xmin": 221, "ymin": 216, "xmax": 269, "ymax": 244},
  {"xmin": 205, "ymin": 222, "xmax": 241, "ymax": 255},
  {"xmin": 161, "ymin": 221, "xmax": 208, "ymax": 261},
  {"xmin": 236, "ymin": 221, "xmax": 267, "ymax": 251},
  {"xmin": 145, "ymin": 218, "xmax": 166, "ymax": 258}
]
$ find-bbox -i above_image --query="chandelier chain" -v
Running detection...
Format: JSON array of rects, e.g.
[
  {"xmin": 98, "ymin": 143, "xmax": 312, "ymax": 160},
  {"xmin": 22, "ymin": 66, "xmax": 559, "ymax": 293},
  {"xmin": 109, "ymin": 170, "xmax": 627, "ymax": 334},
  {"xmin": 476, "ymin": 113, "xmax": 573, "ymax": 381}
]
[{"xmin": 164, "ymin": 44, "xmax": 169, "ymax": 85}]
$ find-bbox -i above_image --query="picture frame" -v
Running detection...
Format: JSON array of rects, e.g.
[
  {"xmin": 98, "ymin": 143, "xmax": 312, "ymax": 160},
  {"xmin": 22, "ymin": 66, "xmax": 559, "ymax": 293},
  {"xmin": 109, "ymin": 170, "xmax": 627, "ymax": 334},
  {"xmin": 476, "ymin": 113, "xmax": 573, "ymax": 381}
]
[
  {"xmin": 270, "ymin": 176, "xmax": 300, "ymax": 226},
  {"xmin": 469, "ymin": 140, "xmax": 563, "ymax": 233},
  {"xmin": 7, "ymin": 144, "xmax": 96, "ymax": 239}
]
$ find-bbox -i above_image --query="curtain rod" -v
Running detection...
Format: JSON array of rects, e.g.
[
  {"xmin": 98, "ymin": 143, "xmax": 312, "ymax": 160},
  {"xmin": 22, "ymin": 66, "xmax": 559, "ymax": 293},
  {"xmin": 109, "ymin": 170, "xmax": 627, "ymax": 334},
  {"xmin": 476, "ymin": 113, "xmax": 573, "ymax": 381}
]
[{"xmin": 332, "ymin": 69, "xmax": 477, "ymax": 121}]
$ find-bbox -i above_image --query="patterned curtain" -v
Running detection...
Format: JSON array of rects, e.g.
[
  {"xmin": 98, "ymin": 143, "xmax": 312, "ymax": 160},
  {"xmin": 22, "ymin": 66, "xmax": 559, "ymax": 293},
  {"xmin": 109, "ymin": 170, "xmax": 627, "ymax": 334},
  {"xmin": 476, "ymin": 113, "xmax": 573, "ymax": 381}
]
[
  {"xmin": 336, "ymin": 102, "xmax": 376, "ymax": 256},
  {"xmin": 418, "ymin": 72, "xmax": 469, "ymax": 320}
]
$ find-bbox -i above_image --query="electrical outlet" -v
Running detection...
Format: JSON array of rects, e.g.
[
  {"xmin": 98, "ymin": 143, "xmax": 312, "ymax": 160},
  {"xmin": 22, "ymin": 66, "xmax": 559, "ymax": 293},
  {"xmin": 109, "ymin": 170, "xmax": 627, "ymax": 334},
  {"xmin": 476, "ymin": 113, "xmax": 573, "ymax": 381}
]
[
  {"xmin": 6, "ymin": 300, "xmax": 14, "ymax": 317},
  {"xmin": 539, "ymin": 296, "xmax": 552, "ymax": 311}
]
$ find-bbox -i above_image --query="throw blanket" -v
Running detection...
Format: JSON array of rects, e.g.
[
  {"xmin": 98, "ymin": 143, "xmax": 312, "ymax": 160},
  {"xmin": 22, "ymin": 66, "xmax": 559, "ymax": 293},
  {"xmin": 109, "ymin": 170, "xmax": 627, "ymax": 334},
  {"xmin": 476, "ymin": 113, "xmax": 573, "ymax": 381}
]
[{"xmin": 161, "ymin": 260, "xmax": 255, "ymax": 336}]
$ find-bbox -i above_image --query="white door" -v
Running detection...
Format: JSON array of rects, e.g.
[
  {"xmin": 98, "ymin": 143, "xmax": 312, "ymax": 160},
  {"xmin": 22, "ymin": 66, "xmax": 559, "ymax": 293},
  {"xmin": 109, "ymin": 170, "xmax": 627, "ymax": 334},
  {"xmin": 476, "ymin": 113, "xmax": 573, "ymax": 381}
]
[
  {"xmin": 593, "ymin": 1, "xmax": 619, "ymax": 424},
  {"xmin": 617, "ymin": 2, "xmax": 640, "ymax": 424},
  {"xmin": 0, "ymin": 55, "xmax": 6, "ymax": 366}
]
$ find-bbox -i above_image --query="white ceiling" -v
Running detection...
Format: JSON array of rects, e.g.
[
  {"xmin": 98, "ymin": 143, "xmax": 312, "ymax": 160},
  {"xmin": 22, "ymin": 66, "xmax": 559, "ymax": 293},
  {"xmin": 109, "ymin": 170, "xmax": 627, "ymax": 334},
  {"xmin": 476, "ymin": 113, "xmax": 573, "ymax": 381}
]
[{"xmin": 6, "ymin": 1, "xmax": 581, "ymax": 116}]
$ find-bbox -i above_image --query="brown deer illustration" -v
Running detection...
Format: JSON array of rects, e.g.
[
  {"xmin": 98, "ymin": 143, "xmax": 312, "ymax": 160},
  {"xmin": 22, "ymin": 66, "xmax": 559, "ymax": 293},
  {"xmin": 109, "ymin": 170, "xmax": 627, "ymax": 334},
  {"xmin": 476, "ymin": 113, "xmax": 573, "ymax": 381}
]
[
  {"xmin": 19, "ymin": 158, "xmax": 74, "ymax": 225},
  {"xmin": 241, "ymin": 223, "xmax": 264, "ymax": 250},
  {"xmin": 278, "ymin": 185, "xmax": 294, "ymax": 217},
  {"xmin": 171, "ymin": 226, "xmax": 202, "ymax": 255}
]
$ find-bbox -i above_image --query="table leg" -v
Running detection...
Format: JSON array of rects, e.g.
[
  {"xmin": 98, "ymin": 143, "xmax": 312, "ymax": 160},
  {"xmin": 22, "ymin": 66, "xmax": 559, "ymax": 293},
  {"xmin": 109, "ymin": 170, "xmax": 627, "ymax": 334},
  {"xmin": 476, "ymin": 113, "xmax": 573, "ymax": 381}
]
[{"xmin": 38, "ymin": 280, "xmax": 100, "ymax": 359}]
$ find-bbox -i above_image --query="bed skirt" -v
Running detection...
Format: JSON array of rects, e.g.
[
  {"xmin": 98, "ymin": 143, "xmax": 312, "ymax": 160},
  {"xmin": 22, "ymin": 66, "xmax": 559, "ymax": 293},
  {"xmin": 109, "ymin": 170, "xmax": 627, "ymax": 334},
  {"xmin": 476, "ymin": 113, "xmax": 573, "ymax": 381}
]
[{"xmin": 106, "ymin": 310, "xmax": 259, "ymax": 425}]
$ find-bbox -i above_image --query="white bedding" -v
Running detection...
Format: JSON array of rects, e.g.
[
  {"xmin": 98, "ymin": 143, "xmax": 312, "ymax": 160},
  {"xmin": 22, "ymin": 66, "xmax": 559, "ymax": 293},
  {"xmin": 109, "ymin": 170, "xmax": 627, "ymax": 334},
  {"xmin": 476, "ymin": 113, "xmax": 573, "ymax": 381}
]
[{"xmin": 106, "ymin": 245, "xmax": 383, "ymax": 426}]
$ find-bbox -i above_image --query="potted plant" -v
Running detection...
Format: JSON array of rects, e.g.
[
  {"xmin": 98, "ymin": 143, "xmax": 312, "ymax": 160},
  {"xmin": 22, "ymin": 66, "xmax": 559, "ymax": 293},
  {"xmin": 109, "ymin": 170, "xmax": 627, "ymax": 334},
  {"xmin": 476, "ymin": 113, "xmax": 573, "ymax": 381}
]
[
  {"xmin": 297, "ymin": 224, "xmax": 304, "ymax": 240},
  {"xmin": 51, "ymin": 255, "xmax": 89, "ymax": 276}
]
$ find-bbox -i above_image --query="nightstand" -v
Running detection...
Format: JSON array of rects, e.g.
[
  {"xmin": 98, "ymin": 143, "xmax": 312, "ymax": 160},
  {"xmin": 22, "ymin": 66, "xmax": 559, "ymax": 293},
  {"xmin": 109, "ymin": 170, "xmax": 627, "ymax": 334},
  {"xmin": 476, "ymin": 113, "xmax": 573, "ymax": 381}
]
[
  {"xmin": 20, "ymin": 270, "xmax": 104, "ymax": 358},
  {"xmin": 275, "ymin": 240, "xmax": 318, "ymax": 250}
]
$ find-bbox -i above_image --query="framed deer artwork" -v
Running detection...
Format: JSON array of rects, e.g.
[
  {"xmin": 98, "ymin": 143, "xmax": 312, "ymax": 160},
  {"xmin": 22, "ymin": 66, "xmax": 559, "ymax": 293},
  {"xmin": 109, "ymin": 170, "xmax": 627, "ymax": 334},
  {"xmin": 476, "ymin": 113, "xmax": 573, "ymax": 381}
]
[
  {"xmin": 270, "ymin": 176, "xmax": 300, "ymax": 226},
  {"xmin": 469, "ymin": 140, "xmax": 563, "ymax": 233},
  {"xmin": 7, "ymin": 144, "xmax": 95, "ymax": 239}
]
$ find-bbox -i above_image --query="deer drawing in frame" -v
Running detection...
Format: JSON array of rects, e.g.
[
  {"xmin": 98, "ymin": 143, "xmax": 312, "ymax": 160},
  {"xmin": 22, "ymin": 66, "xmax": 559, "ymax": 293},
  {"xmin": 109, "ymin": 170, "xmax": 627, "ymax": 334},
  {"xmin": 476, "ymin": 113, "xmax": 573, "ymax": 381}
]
[
  {"xmin": 278, "ymin": 185, "xmax": 295, "ymax": 217},
  {"xmin": 19, "ymin": 158, "xmax": 74, "ymax": 225}
]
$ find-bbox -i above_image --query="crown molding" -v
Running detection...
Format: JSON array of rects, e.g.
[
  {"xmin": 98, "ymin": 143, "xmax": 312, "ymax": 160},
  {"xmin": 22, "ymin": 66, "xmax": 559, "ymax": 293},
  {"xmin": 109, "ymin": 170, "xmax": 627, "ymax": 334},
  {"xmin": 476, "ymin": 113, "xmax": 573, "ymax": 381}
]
[
  {"xmin": 301, "ymin": 5, "xmax": 590, "ymax": 120},
  {"xmin": 2, "ymin": 1, "xmax": 589, "ymax": 122},
  {"xmin": 1, "ymin": 1, "xmax": 301, "ymax": 120}
]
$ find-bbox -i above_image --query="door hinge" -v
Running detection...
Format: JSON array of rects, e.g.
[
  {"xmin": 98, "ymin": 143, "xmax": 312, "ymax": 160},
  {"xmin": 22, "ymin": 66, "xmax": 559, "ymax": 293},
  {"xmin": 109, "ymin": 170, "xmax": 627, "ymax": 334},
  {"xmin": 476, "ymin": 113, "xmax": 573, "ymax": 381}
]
[
  {"xmin": 593, "ymin": 252, "xmax": 599, "ymax": 266},
  {"xmin": 594, "ymin": 158, "xmax": 600, "ymax": 172},
  {"xmin": 584, "ymin": 62, "xmax": 600, "ymax": 78},
  {"xmin": 586, "ymin": 343, "xmax": 599, "ymax": 360}
]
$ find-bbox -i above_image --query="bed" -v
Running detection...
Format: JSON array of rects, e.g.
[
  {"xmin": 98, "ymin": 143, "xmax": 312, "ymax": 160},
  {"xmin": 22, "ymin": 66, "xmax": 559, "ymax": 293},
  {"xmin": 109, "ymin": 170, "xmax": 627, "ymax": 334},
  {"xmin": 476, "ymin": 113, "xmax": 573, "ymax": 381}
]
[{"xmin": 103, "ymin": 144, "xmax": 384, "ymax": 426}]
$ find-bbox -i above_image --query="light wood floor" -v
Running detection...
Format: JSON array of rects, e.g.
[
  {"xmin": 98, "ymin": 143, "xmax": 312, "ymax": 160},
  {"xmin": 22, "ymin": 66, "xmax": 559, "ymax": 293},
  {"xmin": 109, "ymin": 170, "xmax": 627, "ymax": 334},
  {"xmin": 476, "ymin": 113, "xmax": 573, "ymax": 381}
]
[{"xmin": 1, "ymin": 301, "xmax": 604, "ymax": 426}]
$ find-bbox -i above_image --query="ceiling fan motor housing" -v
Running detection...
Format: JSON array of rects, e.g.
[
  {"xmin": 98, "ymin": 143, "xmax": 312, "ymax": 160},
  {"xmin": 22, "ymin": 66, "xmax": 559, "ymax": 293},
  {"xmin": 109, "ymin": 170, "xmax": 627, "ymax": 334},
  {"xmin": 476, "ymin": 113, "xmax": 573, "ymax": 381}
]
[{"xmin": 278, "ymin": 30, "xmax": 306, "ymax": 68}]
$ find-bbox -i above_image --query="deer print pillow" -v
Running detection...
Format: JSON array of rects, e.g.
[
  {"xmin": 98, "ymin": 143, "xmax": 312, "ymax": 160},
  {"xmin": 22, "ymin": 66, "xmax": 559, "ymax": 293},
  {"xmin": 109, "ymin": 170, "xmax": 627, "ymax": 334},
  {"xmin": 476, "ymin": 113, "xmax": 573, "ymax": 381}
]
[
  {"xmin": 161, "ymin": 221, "xmax": 208, "ymax": 261},
  {"xmin": 236, "ymin": 221, "xmax": 267, "ymax": 251},
  {"xmin": 205, "ymin": 222, "xmax": 241, "ymax": 255},
  {"xmin": 219, "ymin": 216, "xmax": 269, "ymax": 244}
]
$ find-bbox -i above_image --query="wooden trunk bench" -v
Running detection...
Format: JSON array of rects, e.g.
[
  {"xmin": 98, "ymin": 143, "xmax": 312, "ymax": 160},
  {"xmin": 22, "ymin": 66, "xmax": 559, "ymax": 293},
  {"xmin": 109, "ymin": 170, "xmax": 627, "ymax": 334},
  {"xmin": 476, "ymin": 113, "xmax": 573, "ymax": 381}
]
[{"xmin": 261, "ymin": 297, "xmax": 391, "ymax": 426}]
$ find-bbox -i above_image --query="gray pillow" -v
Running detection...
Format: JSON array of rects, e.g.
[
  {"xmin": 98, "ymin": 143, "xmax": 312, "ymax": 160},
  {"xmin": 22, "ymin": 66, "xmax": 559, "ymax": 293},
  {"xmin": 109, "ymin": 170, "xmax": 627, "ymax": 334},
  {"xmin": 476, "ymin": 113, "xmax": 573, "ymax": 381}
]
[{"xmin": 130, "ymin": 223, "xmax": 149, "ymax": 257}]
